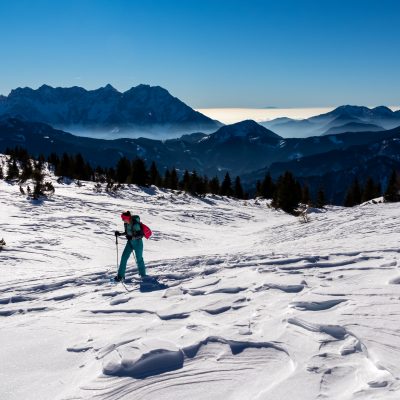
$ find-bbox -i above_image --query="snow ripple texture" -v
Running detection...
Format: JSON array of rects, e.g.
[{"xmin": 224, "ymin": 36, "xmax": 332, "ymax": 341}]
[{"xmin": 1, "ymin": 169, "xmax": 400, "ymax": 399}]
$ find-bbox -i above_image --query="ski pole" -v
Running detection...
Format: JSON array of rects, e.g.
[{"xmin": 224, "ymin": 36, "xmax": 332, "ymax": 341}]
[{"xmin": 115, "ymin": 234, "xmax": 119, "ymax": 270}]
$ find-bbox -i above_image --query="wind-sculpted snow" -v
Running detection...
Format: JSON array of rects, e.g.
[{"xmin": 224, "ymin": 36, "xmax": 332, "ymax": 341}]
[
  {"xmin": 102, "ymin": 336, "xmax": 288, "ymax": 381},
  {"xmin": 103, "ymin": 346, "xmax": 185, "ymax": 379},
  {"xmin": 290, "ymin": 299, "xmax": 347, "ymax": 311},
  {"xmin": 1, "ymin": 174, "xmax": 400, "ymax": 399},
  {"xmin": 287, "ymin": 317, "xmax": 349, "ymax": 339}
]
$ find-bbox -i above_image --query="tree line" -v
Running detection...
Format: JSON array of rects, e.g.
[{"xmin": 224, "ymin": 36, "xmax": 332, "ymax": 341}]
[
  {"xmin": 1, "ymin": 147, "xmax": 54, "ymax": 199},
  {"xmin": 2, "ymin": 147, "xmax": 247, "ymax": 199},
  {"xmin": 1, "ymin": 146, "xmax": 399, "ymax": 211},
  {"xmin": 255, "ymin": 171, "xmax": 327, "ymax": 213}
]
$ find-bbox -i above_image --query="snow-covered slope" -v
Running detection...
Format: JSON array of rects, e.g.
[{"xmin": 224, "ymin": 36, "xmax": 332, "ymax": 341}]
[{"xmin": 1, "ymin": 175, "xmax": 400, "ymax": 400}]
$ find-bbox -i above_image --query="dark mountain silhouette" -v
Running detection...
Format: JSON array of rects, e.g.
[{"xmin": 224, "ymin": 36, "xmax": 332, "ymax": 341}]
[
  {"xmin": 0, "ymin": 117, "xmax": 205, "ymax": 172},
  {"xmin": 1, "ymin": 117, "xmax": 399, "ymax": 204},
  {"xmin": 193, "ymin": 120, "xmax": 282, "ymax": 175},
  {"xmin": 246, "ymin": 128, "xmax": 400, "ymax": 203},
  {"xmin": 0, "ymin": 118, "xmax": 283, "ymax": 176},
  {"xmin": 205, "ymin": 120, "xmax": 281, "ymax": 143},
  {"xmin": 267, "ymin": 131, "xmax": 400, "ymax": 179}
]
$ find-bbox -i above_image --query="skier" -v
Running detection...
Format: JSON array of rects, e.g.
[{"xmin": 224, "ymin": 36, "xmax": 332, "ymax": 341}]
[{"xmin": 114, "ymin": 211, "xmax": 152, "ymax": 282}]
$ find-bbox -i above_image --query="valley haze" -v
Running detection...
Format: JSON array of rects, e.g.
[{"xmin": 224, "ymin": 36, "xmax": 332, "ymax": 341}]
[{"xmin": 197, "ymin": 106, "xmax": 400, "ymax": 130}]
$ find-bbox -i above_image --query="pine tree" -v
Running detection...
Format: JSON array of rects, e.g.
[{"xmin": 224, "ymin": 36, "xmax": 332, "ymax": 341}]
[
  {"xmin": 188, "ymin": 170, "xmax": 199, "ymax": 195},
  {"xmin": 56, "ymin": 153, "xmax": 73, "ymax": 178},
  {"xmin": 170, "ymin": 168, "xmax": 179, "ymax": 190},
  {"xmin": 86, "ymin": 162, "xmax": 94, "ymax": 181},
  {"xmin": 131, "ymin": 158, "xmax": 148, "ymax": 186},
  {"xmin": 315, "ymin": 188, "xmax": 326, "ymax": 208},
  {"xmin": 7, "ymin": 146, "xmax": 29, "ymax": 162},
  {"xmin": 384, "ymin": 170, "xmax": 400, "ymax": 202},
  {"xmin": 220, "ymin": 172, "xmax": 233, "ymax": 196},
  {"xmin": 259, "ymin": 172, "xmax": 275, "ymax": 199},
  {"xmin": 295, "ymin": 181, "xmax": 302, "ymax": 204},
  {"xmin": 73, "ymin": 153, "xmax": 92, "ymax": 181},
  {"xmin": 234, "ymin": 176, "xmax": 244, "ymax": 199},
  {"xmin": 301, "ymin": 184, "xmax": 311, "ymax": 205},
  {"xmin": 6, "ymin": 157, "xmax": 19, "ymax": 180},
  {"xmin": 374, "ymin": 182, "xmax": 382, "ymax": 198},
  {"xmin": 107, "ymin": 167, "xmax": 116, "ymax": 183},
  {"xmin": 38, "ymin": 154, "xmax": 45, "ymax": 166},
  {"xmin": 94, "ymin": 166, "xmax": 106, "ymax": 183},
  {"xmin": 20, "ymin": 159, "xmax": 33, "ymax": 182},
  {"xmin": 116, "ymin": 157, "xmax": 130, "ymax": 183},
  {"xmin": 203, "ymin": 175, "xmax": 210, "ymax": 194},
  {"xmin": 73, "ymin": 153, "xmax": 85, "ymax": 180},
  {"xmin": 344, "ymin": 189, "xmax": 353, "ymax": 207},
  {"xmin": 163, "ymin": 169, "xmax": 171, "ymax": 188},
  {"xmin": 180, "ymin": 170, "xmax": 191, "ymax": 192},
  {"xmin": 255, "ymin": 180, "xmax": 262, "ymax": 197},
  {"xmin": 47, "ymin": 153, "xmax": 60, "ymax": 171},
  {"xmin": 199, "ymin": 176, "xmax": 208, "ymax": 196},
  {"xmin": 149, "ymin": 161, "xmax": 161, "ymax": 186},
  {"xmin": 32, "ymin": 161, "xmax": 45, "ymax": 199},
  {"xmin": 272, "ymin": 171, "xmax": 301, "ymax": 214},
  {"xmin": 353, "ymin": 178, "xmax": 362, "ymax": 205},
  {"xmin": 362, "ymin": 177, "xmax": 379, "ymax": 202},
  {"xmin": 344, "ymin": 178, "xmax": 362, "ymax": 207},
  {"xmin": 208, "ymin": 176, "xmax": 220, "ymax": 195}
]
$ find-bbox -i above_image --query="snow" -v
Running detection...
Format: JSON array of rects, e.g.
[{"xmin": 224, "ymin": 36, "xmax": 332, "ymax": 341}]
[
  {"xmin": 288, "ymin": 152, "xmax": 303, "ymax": 160},
  {"xmin": 1, "ymin": 169, "xmax": 400, "ymax": 399},
  {"xmin": 329, "ymin": 135, "xmax": 344, "ymax": 145},
  {"xmin": 278, "ymin": 139, "xmax": 286, "ymax": 148}
]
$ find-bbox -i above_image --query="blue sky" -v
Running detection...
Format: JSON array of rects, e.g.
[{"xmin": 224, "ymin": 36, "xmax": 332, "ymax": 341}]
[{"xmin": 0, "ymin": 0, "xmax": 399, "ymax": 108}]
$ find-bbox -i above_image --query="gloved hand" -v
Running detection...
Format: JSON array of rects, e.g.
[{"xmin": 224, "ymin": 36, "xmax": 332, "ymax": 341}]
[
  {"xmin": 114, "ymin": 231, "xmax": 120, "ymax": 237},
  {"xmin": 126, "ymin": 234, "xmax": 133, "ymax": 240}
]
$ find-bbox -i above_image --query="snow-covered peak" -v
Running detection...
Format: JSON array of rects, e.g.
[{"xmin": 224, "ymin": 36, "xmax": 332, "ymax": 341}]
[{"xmin": 0, "ymin": 84, "xmax": 221, "ymax": 134}]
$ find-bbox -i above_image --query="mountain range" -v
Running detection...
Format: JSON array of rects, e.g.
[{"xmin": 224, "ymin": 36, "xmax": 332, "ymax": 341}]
[
  {"xmin": 0, "ymin": 84, "xmax": 222, "ymax": 137},
  {"xmin": 261, "ymin": 105, "xmax": 400, "ymax": 138},
  {"xmin": 1, "ymin": 115, "xmax": 399, "ymax": 204},
  {"xmin": 0, "ymin": 118, "xmax": 282, "ymax": 176},
  {"xmin": 0, "ymin": 84, "xmax": 399, "ymax": 204}
]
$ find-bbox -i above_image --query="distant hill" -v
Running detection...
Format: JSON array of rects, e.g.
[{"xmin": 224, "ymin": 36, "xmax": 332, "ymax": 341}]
[
  {"xmin": 0, "ymin": 84, "xmax": 222, "ymax": 137},
  {"xmin": 261, "ymin": 105, "xmax": 400, "ymax": 137},
  {"xmin": 321, "ymin": 122, "xmax": 384, "ymax": 136}
]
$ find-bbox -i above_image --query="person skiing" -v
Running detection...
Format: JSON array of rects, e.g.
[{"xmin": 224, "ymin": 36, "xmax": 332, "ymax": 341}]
[{"xmin": 114, "ymin": 211, "xmax": 152, "ymax": 282}]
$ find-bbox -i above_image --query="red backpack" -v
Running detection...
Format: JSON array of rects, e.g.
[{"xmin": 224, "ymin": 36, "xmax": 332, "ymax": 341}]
[{"xmin": 141, "ymin": 222, "xmax": 152, "ymax": 239}]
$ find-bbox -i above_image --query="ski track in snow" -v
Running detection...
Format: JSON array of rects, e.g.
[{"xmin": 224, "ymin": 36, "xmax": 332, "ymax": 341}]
[{"xmin": 1, "ymin": 176, "xmax": 400, "ymax": 400}]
